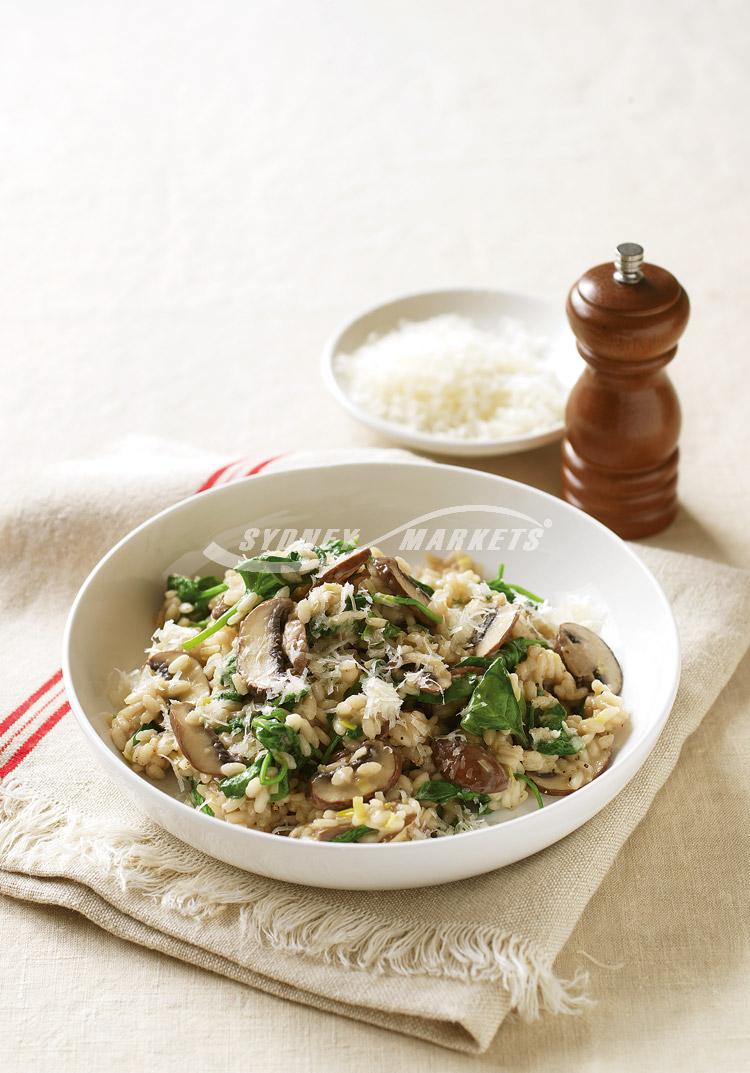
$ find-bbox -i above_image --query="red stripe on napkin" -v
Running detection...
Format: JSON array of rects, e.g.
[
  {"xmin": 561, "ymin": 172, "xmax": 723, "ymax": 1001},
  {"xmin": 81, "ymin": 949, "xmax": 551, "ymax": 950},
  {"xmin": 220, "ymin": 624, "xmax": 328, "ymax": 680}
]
[
  {"xmin": 0, "ymin": 670, "xmax": 63, "ymax": 738},
  {"xmin": 195, "ymin": 460, "xmax": 239, "ymax": 493},
  {"xmin": 0, "ymin": 453, "xmax": 285, "ymax": 775},
  {"xmin": 0, "ymin": 702, "xmax": 71, "ymax": 779},
  {"xmin": 244, "ymin": 455, "xmax": 282, "ymax": 476},
  {"xmin": 0, "ymin": 685, "xmax": 67, "ymax": 756}
]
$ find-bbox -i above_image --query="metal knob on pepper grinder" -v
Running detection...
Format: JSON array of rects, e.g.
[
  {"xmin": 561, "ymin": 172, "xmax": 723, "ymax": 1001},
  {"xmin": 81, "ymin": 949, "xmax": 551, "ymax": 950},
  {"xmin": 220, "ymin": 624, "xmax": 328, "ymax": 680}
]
[{"xmin": 561, "ymin": 243, "xmax": 690, "ymax": 539}]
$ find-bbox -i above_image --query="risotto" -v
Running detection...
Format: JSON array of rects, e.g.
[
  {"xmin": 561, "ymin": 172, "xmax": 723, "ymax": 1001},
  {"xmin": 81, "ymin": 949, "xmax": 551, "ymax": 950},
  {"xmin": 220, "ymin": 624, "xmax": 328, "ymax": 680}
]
[{"xmin": 109, "ymin": 539, "xmax": 628, "ymax": 843}]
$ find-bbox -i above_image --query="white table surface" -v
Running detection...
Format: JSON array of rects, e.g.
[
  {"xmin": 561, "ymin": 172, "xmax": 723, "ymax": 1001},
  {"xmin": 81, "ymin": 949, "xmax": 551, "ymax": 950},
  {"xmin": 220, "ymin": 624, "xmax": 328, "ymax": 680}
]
[{"xmin": 2, "ymin": 2, "xmax": 749, "ymax": 1069}]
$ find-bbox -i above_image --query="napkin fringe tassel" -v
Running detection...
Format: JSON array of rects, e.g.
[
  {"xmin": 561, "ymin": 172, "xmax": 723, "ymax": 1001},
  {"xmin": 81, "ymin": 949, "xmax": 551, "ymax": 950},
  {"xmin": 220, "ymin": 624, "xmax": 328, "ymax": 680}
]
[{"xmin": 0, "ymin": 777, "xmax": 593, "ymax": 1020}]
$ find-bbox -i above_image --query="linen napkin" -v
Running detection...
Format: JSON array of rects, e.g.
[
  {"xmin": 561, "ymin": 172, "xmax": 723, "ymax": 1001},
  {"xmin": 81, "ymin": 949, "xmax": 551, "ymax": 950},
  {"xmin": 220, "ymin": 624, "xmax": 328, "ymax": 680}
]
[{"xmin": 1, "ymin": 439, "xmax": 749, "ymax": 1054}]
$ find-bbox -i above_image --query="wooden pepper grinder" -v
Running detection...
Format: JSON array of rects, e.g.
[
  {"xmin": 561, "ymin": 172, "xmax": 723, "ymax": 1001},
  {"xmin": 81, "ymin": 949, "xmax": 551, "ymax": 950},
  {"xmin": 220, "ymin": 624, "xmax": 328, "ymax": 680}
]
[{"xmin": 561, "ymin": 243, "xmax": 690, "ymax": 539}]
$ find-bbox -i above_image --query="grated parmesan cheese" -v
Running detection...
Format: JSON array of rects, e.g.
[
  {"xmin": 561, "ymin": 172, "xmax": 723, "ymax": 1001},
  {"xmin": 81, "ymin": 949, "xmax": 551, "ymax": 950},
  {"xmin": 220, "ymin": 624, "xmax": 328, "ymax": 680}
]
[{"xmin": 334, "ymin": 314, "xmax": 565, "ymax": 440}]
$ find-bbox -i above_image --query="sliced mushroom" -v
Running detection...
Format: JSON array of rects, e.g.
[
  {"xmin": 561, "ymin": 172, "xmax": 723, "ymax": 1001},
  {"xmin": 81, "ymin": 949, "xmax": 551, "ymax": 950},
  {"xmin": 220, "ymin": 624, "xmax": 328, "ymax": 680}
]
[
  {"xmin": 433, "ymin": 734, "xmax": 508, "ymax": 793},
  {"xmin": 282, "ymin": 617, "xmax": 308, "ymax": 674},
  {"xmin": 528, "ymin": 749, "xmax": 611, "ymax": 796},
  {"xmin": 555, "ymin": 623, "xmax": 623, "ymax": 694},
  {"xmin": 317, "ymin": 546, "xmax": 371, "ymax": 583},
  {"xmin": 148, "ymin": 650, "xmax": 175, "ymax": 675},
  {"xmin": 473, "ymin": 604, "xmax": 520, "ymax": 659},
  {"xmin": 168, "ymin": 701, "xmax": 233, "ymax": 776},
  {"xmin": 147, "ymin": 650, "xmax": 210, "ymax": 701},
  {"xmin": 211, "ymin": 597, "xmax": 230, "ymax": 620},
  {"xmin": 236, "ymin": 597, "xmax": 294, "ymax": 696},
  {"xmin": 310, "ymin": 742, "xmax": 401, "ymax": 808},
  {"xmin": 368, "ymin": 556, "xmax": 434, "ymax": 626}
]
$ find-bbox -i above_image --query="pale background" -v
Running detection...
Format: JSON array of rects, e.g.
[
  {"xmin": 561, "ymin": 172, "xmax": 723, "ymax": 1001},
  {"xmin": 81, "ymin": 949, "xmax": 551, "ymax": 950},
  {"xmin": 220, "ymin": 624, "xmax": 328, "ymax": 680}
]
[{"xmin": 1, "ymin": 2, "xmax": 749, "ymax": 1070}]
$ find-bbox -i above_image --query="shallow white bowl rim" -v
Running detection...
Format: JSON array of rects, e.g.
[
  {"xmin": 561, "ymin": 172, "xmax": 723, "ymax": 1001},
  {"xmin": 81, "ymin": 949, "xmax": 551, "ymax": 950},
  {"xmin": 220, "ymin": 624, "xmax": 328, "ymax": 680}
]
[{"xmin": 62, "ymin": 460, "xmax": 680, "ymax": 859}]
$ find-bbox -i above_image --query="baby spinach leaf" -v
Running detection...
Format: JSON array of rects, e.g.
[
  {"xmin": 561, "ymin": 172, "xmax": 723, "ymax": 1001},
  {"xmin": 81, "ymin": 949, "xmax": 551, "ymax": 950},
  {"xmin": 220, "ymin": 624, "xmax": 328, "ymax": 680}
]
[
  {"xmin": 188, "ymin": 778, "xmax": 215, "ymax": 816},
  {"xmin": 308, "ymin": 619, "xmax": 340, "ymax": 641},
  {"xmin": 456, "ymin": 655, "xmax": 495, "ymax": 670},
  {"xmin": 327, "ymin": 825, "xmax": 374, "ymax": 843},
  {"xmin": 534, "ymin": 734, "xmax": 582, "ymax": 757},
  {"xmin": 531, "ymin": 700, "xmax": 583, "ymax": 756},
  {"xmin": 371, "ymin": 592, "xmax": 442, "ymax": 624},
  {"xmin": 460, "ymin": 658, "xmax": 528, "ymax": 745},
  {"xmin": 218, "ymin": 757, "xmax": 262, "ymax": 798},
  {"xmin": 257, "ymin": 751, "xmax": 288, "ymax": 787},
  {"xmin": 414, "ymin": 777, "xmax": 490, "ymax": 811},
  {"xmin": 313, "ymin": 537, "xmax": 359, "ymax": 561},
  {"xmin": 348, "ymin": 591, "xmax": 370, "ymax": 611},
  {"xmin": 251, "ymin": 709, "xmax": 304, "ymax": 763},
  {"xmin": 235, "ymin": 552, "xmax": 303, "ymax": 601},
  {"xmin": 167, "ymin": 575, "xmax": 228, "ymax": 619},
  {"xmin": 406, "ymin": 574, "xmax": 435, "ymax": 598},
  {"xmin": 495, "ymin": 637, "xmax": 549, "ymax": 671},
  {"xmin": 220, "ymin": 653, "xmax": 237, "ymax": 687},
  {"xmin": 513, "ymin": 772, "xmax": 544, "ymax": 809},
  {"xmin": 277, "ymin": 686, "xmax": 310, "ymax": 708},
  {"xmin": 215, "ymin": 712, "xmax": 251, "ymax": 736},
  {"xmin": 457, "ymin": 637, "xmax": 549, "ymax": 676},
  {"xmin": 487, "ymin": 563, "xmax": 543, "ymax": 604},
  {"xmin": 414, "ymin": 674, "xmax": 479, "ymax": 706},
  {"xmin": 130, "ymin": 720, "xmax": 162, "ymax": 746},
  {"xmin": 270, "ymin": 767, "xmax": 290, "ymax": 801}
]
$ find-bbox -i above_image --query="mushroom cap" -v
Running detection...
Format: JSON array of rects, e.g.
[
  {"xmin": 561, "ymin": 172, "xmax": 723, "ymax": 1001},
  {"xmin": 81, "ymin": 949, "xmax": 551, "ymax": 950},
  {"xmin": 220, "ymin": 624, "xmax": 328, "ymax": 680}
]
[
  {"xmin": 317, "ymin": 546, "xmax": 371, "ymax": 584},
  {"xmin": 282, "ymin": 618, "xmax": 308, "ymax": 675},
  {"xmin": 432, "ymin": 734, "xmax": 508, "ymax": 793},
  {"xmin": 528, "ymin": 748, "xmax": 611, "ymax": 796},
  {"xmin": 236, "ymin": 597, "xmax": 295, "ymax": 696},
  {"xmin": 147, "ymin": 650, "xmax": 210, "ymax": 701},
  {"xmin": 368, "ymin": 556, "xmax": 435, "ymax": 626},
  {"xmin": 310, "ymin": 741, "xmax": 401, "ymax": 808},
  {"xmin": 555, "ymin": 623, "xmax": 623, "ymax": 694},
  {"xmin": 473, "ymin": 604, "xmax": 520, "ymax": 659},
  {"xmin": 169, "ymin": 701, "xmax": 233, "ymax": 777}
]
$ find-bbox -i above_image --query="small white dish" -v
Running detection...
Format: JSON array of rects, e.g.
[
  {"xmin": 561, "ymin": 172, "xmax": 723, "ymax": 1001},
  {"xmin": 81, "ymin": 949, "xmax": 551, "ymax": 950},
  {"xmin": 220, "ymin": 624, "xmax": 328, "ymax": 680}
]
[
  {"xmin": 321, "ymin": 288, "xmax": 583, "ymax": 457},
  {"xmin": 63, "ymin": 462, "xmax": 679, "ymax": 890}
]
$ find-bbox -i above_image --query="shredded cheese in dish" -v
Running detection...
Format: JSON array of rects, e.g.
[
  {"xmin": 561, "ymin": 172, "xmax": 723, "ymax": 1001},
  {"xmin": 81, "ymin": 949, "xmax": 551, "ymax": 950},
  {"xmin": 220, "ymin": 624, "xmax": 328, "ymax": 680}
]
[{"xmin": 333, "ymin": 314, "xmax": 566, "ymax": 440}]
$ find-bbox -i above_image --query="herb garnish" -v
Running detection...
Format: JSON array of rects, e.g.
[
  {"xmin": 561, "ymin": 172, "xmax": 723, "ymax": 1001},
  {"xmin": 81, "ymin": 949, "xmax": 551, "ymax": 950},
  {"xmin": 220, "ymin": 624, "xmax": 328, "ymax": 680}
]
[
  {"xmin": 371, "ymin": 592, "xmax": 442, "ymax": 624},
  {"xmin": 235, "ymin": 552, "xmax": 305, "ymax": 600},
  {"xmin": 530, "ymin": 700, "xmax": 583, "ymax": 756},
  {"xmin": 414, "ymin": 777, "xmax": 490, "ymax": 812},
  {"xmin": 130, "ymin": 720, "xmax": 162, "ymax": 746},
  {"xmin": 313, "ymin": 537, "xmax": 359, "ymax": 562},
  {"xmin": 167, "ymin": 575, "xmax": 228, "ymax": 620},
  {"xmin": 414, "ymin": 674, "xmax": 480, "ymax": 706},
  {"xmin": 189, "ymin": 778, "xmax": 215, "ymax": 816},
  {"xmin": 488, "ymin": 563, "xmax": 543, "ymax": 604},
  {"xmin": 513, "ymin": 772, "xmax": 544, "ymax": 809},
  {"xmin": 328, "ymin": 825, "xmax": 374, "ymax": 843}
]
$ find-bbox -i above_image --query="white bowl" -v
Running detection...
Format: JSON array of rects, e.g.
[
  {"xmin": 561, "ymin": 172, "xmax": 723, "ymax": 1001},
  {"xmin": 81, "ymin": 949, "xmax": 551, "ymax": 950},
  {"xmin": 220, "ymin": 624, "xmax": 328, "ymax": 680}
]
[
  {"xmin": 321, "ymin": 288, "xmax": 583, "ymax": 457},
  {"xmin": 63, "ymin": 462, "xmax": 679, "ymax": 890}
]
